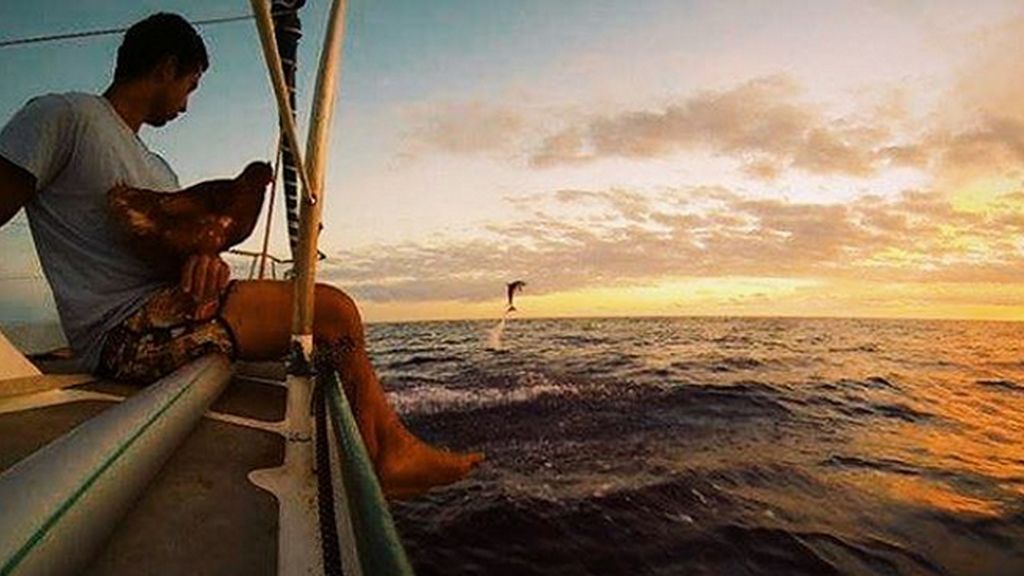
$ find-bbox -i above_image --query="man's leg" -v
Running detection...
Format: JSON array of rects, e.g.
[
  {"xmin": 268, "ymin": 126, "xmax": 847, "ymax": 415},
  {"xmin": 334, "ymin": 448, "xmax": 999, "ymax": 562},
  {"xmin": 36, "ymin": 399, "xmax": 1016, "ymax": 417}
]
[{"xmin": 219, "ymin": 279, "xmax": 483, "ymax": 498}]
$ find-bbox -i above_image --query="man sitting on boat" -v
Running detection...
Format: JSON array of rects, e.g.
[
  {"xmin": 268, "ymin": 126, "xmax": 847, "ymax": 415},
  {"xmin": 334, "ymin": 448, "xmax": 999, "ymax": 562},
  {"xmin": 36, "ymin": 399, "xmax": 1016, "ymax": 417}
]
[{"xmin": 0, "ymin": 12, "xmax": 481, "ymax": 499}]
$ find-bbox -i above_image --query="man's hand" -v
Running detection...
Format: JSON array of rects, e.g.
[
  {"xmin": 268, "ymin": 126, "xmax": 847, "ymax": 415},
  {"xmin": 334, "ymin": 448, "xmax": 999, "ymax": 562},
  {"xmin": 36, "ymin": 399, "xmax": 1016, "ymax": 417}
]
[{"xmin": 180, "ymin": 253, "xmax": 230, "ymax": 303}]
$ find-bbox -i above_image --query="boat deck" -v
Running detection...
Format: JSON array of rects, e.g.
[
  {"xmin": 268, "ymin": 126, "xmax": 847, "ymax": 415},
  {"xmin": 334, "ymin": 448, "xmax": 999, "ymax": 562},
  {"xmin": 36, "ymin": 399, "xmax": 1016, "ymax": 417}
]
[{"xmin": 0, "ymin": 364, "xmax": 290, "ymax": 575}]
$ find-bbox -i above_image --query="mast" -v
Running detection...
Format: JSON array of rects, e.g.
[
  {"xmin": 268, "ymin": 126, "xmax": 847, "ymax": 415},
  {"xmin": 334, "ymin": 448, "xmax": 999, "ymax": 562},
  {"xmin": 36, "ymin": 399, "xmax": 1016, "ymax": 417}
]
[
  {"xmin": 293, "ymin": 0, "xmax": 346, "ymax": 339},
  {"xmin": 249, "ymin": 1, "xmax": 352, "ymax": 574},
  {"xmin": 271, "ymin": 0, "xmax": 305, "ymax": 260}
]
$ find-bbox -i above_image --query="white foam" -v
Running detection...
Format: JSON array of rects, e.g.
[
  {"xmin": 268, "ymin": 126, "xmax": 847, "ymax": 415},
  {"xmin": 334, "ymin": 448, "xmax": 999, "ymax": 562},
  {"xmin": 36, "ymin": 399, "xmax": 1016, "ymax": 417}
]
[{"xmin": 388, "ymin": 371, "xmax": 579, "ymax": 414}]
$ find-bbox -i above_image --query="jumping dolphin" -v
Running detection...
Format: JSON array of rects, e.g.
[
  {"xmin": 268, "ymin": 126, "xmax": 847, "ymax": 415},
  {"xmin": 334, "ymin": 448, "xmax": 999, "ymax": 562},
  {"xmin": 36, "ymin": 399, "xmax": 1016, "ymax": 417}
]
[{"xmin": 506, "ymin": 280, "xmax": 526, "ymax": 312}]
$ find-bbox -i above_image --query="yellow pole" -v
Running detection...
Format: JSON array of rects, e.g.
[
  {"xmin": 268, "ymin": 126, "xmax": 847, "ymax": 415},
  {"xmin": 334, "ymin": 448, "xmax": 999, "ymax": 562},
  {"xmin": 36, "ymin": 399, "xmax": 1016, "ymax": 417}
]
[
  {"xmin": 248, "ymin": 0, "xmax": 316, "ymax": 205},
  {"xmin": 247, "ymin": 2, "xmax": 350, "ymax": 574},
  {"xmin": 293, "ymin": 0, "xmax": 348, "ymax": 339}
]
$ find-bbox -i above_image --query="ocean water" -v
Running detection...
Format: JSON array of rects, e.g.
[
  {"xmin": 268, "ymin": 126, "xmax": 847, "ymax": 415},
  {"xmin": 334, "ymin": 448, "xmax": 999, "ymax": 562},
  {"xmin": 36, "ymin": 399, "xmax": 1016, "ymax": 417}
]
[{"xmin": 370, "ymin": 316, "xmax": 1024, "ymax": 576}]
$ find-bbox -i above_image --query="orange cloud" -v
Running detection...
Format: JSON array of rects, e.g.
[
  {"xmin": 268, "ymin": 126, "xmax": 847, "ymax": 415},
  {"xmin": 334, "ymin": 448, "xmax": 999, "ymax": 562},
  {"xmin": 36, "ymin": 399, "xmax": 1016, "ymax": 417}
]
[
  {"xmin": 321, "ymin": 182, "xmax": 1024, "ymax": 307},
  {"xmin": 527, "ymin": 75, "xmax": 891, "ymax": 177},
  {"xmin": 916, "ymin": 14, "xmax": 1024, "ymax": 189},
  {"xmin": 404, "ymin": 100, "xmax": 527, "ymax": 157}
]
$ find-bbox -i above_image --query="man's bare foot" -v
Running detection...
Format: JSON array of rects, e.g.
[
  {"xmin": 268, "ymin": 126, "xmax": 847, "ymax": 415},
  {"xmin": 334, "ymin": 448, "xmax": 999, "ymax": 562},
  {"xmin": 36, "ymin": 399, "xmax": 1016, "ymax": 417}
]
[
  {"xmin": 324, "ymin": 347, "xmax": 485, "ymax": 500},
  {"xmin": 375, "ymin": 429, "xmax": 484, "ymax": 500}
]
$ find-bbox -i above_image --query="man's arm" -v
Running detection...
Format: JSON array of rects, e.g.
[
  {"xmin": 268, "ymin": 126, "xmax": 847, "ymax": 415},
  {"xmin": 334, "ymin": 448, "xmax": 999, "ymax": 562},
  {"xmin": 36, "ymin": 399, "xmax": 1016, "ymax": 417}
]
[{"xmin": 0, "ymin": 156, "xmax": 36, "ymax": 228}]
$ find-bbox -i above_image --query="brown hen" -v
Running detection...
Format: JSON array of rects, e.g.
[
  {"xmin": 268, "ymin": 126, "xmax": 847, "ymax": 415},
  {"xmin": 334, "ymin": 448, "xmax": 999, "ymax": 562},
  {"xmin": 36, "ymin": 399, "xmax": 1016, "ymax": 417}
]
[{"xmin": 108, "ymin": 162, "xmax": 273, "ymax": 271}]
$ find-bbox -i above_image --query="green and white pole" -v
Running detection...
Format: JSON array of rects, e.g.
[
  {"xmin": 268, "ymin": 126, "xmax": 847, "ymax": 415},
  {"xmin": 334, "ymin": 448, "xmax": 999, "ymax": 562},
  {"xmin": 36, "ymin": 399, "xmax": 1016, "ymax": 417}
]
[
  {"xmin": 0, "ymin": 356, "xmax": 232, "ymax": 576},
  {"xmin": 249, "ymin": 0, "xmax": 351, "ymax": 574}
]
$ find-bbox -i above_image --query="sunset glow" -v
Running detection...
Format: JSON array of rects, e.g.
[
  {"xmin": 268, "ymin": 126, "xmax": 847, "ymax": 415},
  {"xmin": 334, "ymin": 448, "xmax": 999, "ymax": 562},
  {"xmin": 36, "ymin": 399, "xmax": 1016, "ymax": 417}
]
[{"xmin": 1, "ymin": 0, "xmax": 1023, "ymax": 324}]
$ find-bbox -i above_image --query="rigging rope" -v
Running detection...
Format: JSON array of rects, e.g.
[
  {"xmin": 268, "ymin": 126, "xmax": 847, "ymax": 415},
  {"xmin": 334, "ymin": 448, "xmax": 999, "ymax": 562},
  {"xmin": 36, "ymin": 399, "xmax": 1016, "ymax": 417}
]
[
  {"xmin": 257, "ymin": 140, "xmax": 285, "ymax": 279},
  {"xmin": 0, "ymin": 12, "xmax": 294, "ymax": 49}
]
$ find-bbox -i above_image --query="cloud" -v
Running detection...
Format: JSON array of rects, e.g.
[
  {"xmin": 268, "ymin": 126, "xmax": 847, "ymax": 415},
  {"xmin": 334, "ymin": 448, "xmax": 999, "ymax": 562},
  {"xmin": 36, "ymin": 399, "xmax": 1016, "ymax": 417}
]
[
  {"xmin": 321, "ymin": 183, "xmax": 1024, "ymax": 304},
  {"xmin": 527, "ymin": 75, "xmax": 888, "ymax": 177},
  {"xmin": 877, "ymin": 144, "xmax": 930, "ymax": 168},
  {"xmin": 404, "ymin": 75, "xmax": 899, "ymax": 178},
  {"xmin": 360, "ymin": 13, "xmax": 1024, "ymax": 308},
  {"xmin": 931, "ymin": 118, "xmax": 1024, "ymax": 181},
  {"xmin": 398, "ymin": 9, "xmax": 1024, "ymax": 190},
  {"xmin": 405, "ymin": 46, "xmax": 1024, "ymax": 184},
  {"xmin": 530, "ymin": 127, "xmax": 588, "ymax": 168},
  {"xmin": 948, "ymin": 15, "xmax": 1024, "ymax": 125},
  {"xmin": 403, "ymin": 100, "xmax": 528, "ymax": 157},
  {"xmin": 922, "ymin": 14, "xmax": 1024, "ymax": 184}
]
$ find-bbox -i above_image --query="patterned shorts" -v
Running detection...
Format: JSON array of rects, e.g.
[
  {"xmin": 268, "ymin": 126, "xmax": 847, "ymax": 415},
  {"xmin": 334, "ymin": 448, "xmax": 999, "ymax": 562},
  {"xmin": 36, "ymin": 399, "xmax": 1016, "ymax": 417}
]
[{"xmin": 97, "ymin": 285, "xmax": 237, "ymax": 383}]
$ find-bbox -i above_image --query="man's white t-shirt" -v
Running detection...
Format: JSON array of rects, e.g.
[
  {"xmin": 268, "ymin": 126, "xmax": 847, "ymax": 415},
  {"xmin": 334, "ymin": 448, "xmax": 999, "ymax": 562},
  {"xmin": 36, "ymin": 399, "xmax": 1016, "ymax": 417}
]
[{"xmin": 0, "ymin": 92, "xmax": 180, "ymax": 371}]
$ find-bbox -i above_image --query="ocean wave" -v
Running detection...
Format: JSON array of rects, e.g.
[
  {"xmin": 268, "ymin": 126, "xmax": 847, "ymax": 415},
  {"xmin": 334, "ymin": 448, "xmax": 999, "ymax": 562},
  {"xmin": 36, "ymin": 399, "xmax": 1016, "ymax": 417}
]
[
  {"xmin": 389, "ymin": 372, "xmax": 579, "ymax": 415},
  {"xmin": 375, "ymin": 316, "xmax": 1024, "ymax": 575},
  {"xmin": 918, "ymin": 509, "xmax": 1024, "ymax": 559},
  {"xmin": 822, "ymin": 455, "xmax": 922, "ymax": 476},
  {"xmin": 823, "ymin": 401, "xmax": 935, "ymax": 424},
  {"xmin": 705, "ymin": 462, "xmax": 823, "ymax": 494},
  {"xmin": 550, "ymin": 334, "xmax": 612, "ymax": 347},
  {"xmin": 670, "ymin": 356, "xmax": 769, "ymax": 372},
  {"xmin": 385, "ymin": 354, "xmax": 463, "ymax": 369},
  {"xmin": 660, "ymin": 381, "xmax": 793, "ymax": 419},
  {"xmin": 827, "ymin": 344, "xmax": 881, "ymax": 353},
  {"xmin": 827, "ymin": 376, "xmax": 903, "ymax": 391},
  {"xmin": 394, "ymin": 475, "xmax": 948, "ymax": 576},
  {"xmin": 976, "ymin": 379, "xmax": 1024, "ymax": 393}
]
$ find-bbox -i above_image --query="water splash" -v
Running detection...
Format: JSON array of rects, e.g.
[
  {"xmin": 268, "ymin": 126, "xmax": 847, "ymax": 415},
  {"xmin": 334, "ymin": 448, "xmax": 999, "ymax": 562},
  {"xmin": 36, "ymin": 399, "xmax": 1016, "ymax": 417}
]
[
  {"xmin": 387, "ymin": 372, "xmax": 577, "ymax": 415},
  {"xmin": 486, "ymin": 315, "xmax": 507, "ymax": 350}
]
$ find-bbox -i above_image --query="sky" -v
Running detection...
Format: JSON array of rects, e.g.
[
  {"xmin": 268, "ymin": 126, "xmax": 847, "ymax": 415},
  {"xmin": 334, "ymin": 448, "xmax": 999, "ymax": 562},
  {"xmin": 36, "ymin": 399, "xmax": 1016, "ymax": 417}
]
[{"xmin": 1, "ymin": 0, "xmax": 1023, "ymax": 324}]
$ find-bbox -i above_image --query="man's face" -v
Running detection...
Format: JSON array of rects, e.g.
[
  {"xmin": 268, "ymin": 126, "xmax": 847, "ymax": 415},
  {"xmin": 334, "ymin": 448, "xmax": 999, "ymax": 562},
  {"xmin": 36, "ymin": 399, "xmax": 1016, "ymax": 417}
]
[{"xmin": 148, "ymin": 63, "xmax": 201, "ymax": 127}]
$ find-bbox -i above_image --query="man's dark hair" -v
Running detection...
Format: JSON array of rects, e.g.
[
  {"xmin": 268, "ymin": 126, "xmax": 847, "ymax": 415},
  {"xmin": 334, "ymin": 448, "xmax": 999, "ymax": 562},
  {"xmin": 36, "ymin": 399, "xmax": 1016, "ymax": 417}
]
[{"xmin": 114, "ymin": 13, "xmax": 209, "ymax": 82}]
